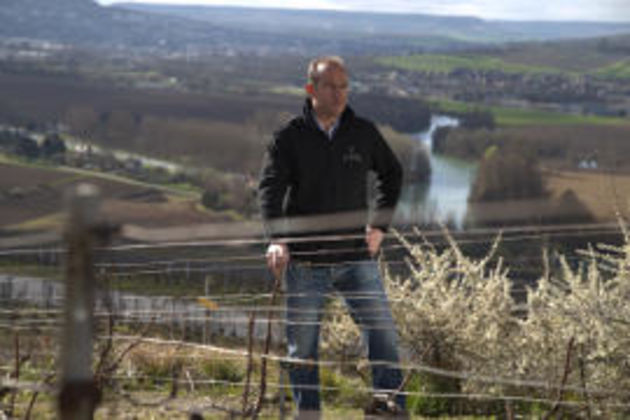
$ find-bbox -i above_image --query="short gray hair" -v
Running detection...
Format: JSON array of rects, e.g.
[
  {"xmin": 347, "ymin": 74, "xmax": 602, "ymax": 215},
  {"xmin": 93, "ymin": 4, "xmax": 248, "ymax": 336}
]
[{"xmin": 307, "ymin": 56, "xmax": 346, "ymax": 85}]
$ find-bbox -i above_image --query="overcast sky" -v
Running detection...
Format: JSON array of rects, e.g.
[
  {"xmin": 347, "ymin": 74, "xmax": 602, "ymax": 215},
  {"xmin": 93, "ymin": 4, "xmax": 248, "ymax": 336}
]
[{"xmin": 97, "ymin": 0, "xmax": 630, "ymax": 22}]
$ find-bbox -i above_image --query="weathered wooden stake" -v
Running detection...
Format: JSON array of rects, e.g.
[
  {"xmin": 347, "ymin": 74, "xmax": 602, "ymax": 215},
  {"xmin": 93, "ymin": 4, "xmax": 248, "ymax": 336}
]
[
  {"xmin": 58, "ymin": 184, "xmax": 102, "ymax": 420},
  {"xmin": 204, "ymin": 275, "xmax": 210, "ymax": 344}
]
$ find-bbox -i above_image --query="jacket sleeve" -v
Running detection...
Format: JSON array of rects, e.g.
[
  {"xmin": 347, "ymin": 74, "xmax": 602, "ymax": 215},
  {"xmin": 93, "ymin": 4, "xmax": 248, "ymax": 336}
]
[
  {"xmin": 370, "ymin": 126, "xmax": 403, "ymax": 231},
  {"xmin": 258, "ymin": 132, "xmax": 291, "ymax": 239}
]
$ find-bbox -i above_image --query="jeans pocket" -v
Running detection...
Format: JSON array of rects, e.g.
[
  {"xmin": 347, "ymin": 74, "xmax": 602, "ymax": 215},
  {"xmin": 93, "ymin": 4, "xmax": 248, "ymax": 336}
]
[{"xmin": 287, "ymin": 262, "xmax": 314, "ymax": 293}]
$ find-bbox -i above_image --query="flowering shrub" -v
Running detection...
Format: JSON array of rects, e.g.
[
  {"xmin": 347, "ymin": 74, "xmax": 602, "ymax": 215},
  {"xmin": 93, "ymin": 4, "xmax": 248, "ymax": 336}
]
[{"xmin": 320, "ymin": 226, "xmax": 630, "ymax": 416}]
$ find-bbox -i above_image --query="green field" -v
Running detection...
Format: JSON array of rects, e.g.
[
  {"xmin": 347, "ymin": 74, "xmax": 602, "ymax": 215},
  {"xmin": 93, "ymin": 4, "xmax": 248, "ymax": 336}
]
[
  {"xmin": 595, "ymin": 59, "xmax": 630, "ymax": 80},
  {"xmin": 431, "ymin": 99, "xmax": 630, "ymax": 127},
  {"xmin": 378, "ymin": 53, "xmax": 630, "ymax": 82},
  {"xmin": 376, "ymin": 54, "xmax": 567, "ymax": 75}
]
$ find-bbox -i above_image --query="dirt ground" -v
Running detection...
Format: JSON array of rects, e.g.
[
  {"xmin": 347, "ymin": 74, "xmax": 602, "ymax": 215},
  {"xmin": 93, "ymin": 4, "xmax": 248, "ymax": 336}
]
[
  {"xmin": 0, "ymin": 162, "xmax": 226, "ymax": 229},
  {"xmin": 545, "ymin": 168, "xmax": 630, "ymax": 222}
]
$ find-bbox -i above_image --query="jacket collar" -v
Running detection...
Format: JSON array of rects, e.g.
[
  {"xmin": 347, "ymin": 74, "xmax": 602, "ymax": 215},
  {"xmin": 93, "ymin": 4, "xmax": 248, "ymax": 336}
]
[{"xmin": 303, "ymin": 99, "xmax": 354, "ymax": 135}]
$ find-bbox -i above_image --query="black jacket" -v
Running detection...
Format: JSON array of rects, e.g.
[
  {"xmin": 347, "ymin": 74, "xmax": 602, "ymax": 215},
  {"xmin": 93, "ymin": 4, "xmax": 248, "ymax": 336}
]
[{"xmin": 258, "ymin": 100, "xmax": 403, "ymax": 263}]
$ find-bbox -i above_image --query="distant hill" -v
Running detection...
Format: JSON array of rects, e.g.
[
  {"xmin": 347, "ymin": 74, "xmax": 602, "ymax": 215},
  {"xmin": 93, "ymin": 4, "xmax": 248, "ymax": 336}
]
[
  {"xmin": 0, "ymin": 0, "xmax": 473, "ymax": 55},
  {"xmin": 0, "ymin": 0, "xmax": 360, "ymax": 55},
  {"xmin": 1, "ymin": 0, "xmax": 629, "ymax": 56},
  {"xmin": 0, "ymin": 0, "xmax": 232, "ymax": 50},
  {"xmin": 117, "ymin": 4, "xmax": 630, "ymax": 44}
]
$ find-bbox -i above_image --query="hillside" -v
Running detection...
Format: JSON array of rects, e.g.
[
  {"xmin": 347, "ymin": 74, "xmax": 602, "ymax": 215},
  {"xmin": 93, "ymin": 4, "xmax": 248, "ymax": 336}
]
[
  {"xmin": 0, "ymin": 160, "xmax": 231, "ymax": 229},
  {"xmin": 377, "ymin": 33, "xmax": 630, "ymax": 74},
  {"xmin": 0, "ymin": 0, "xmax": 344, "ymax": 55},
  {"xmin": 0, "ymin": 0, "xmax": 471, "ymax": 55},
  {"xmin": 118, "ymin": 3, "xmax": 630, "ymax": 44},
  {"xmin": 371, "ymin": 32, "xmax": 630, "ymax": 118},
  {"xmin": 0, "ymin": 0, "xmax": 229, "ymax": 50},
  {"xmin": 3, "ymin": 0, "xmax": 630, "ymax": 57}
]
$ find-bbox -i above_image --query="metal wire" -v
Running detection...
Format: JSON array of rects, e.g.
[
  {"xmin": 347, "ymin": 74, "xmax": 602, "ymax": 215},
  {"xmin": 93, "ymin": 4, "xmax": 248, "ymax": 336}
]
[{"xmin": 104, "ymin": 335, "xmax": 630, "ymax": 400}]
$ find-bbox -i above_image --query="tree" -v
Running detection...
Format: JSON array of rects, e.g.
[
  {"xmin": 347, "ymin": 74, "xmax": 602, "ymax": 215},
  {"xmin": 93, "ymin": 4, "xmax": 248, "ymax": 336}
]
[
  {"xmin": 14, "ymin": 136, "xmax": 39, "ymax": 159},
  {"xmin": 459, "ymin": 109, "xmax": 495, "ymax": 130},
  {"xmin": 41, "ymin": 133, "xmax": 67, "ymax": 157},
  {"xmin": 469, "ymin": 147, "xmax": 545, "ymax": 203},
  {"xmin": 201, "ymin": 189, "xmax": 223, "ymax": 211}
]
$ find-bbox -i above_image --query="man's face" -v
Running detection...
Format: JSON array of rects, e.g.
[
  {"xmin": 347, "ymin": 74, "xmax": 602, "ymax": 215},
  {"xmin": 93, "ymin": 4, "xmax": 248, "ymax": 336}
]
[{"xmin": 308, "ymin": 63, "xmax": 349, "ymax": 120}]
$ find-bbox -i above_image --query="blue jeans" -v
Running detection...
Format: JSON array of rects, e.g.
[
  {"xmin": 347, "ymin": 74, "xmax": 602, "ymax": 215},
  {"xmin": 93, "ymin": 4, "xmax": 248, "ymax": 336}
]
[{"xmin": 285, "ymin": 260, "xmax": 405, "ymax": 412}]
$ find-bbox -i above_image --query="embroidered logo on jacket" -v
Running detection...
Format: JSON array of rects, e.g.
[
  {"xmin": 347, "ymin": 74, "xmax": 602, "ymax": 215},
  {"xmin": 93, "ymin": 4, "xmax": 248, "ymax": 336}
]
[{"xmin": 343, "ymin": 146, "xmax": 363, "ymax": 166}]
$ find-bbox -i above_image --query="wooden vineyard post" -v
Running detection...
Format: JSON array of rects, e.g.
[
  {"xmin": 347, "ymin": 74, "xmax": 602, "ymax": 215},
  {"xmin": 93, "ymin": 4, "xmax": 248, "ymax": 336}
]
[{"xmin": 58, "ymin": 184, "xmax": 102, "ymax": 420}]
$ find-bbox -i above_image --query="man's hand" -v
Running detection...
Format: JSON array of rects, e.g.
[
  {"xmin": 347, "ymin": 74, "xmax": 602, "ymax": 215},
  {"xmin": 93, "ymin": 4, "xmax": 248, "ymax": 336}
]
[
  {"xmin": 266, "ymin": 242, "xmax": 290, "ymax": 278},
  {"xmin": 366, "ymin": 226, "xmax": 385, "ymax": 257}
]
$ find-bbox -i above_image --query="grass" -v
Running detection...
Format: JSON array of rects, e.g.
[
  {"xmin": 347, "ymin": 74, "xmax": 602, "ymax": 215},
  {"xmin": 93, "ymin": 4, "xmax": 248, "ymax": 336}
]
[
  {"xmin": 268, "ymin": 84, "xmax": 304, "ymax": 97},
  {"xmin": 595, "ymin": 59, "xmax": 630, "ymax": 80},
  {"xmin": 1, "ymin": 327, "xmax": 493, "ymax": 419},
  {"xmin": 320, "ymin": 367, "xmax": 370, "ymax": 409},
  {"xmin": 430, "ymin": 98, "xmax": 630, "ymax": 127},
  {"xmin": 0, "ymin": 153, "xmax": 223, "ymax": 230},
  {"xmin": 0, "ymin": 152, "xmax": 199, "ymax": 199},
  {"xmin": 376, "ymin": 54, "xmax": 567, "ymax": 76},
  {"xmin": 106, "ymin": 274, "xmax": 206, "ymax": 297},
  {"xmin": 492, "ymin": 107, "xmax": 627, "ymax": 127},
  {"xmin": 7, "ymin": 212, "xmax": 65, "ymax": 231},
  {"xmin": 378, "ymin": 53, "xmax": 630, "ymax": 83},
  {"xmin": 0, "ymin": 260, "xmax": 62, "ymax": 280}
]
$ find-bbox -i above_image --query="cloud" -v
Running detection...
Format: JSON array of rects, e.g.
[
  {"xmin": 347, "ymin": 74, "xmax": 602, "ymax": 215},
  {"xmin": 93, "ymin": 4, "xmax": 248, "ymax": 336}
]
[
  {"xmin": 333, "ymin": 0, "xmax": 630, "ymax": 21},
  {"xmin": 99, "ymin": 0, "xmax": 630, "ymax": 22}
]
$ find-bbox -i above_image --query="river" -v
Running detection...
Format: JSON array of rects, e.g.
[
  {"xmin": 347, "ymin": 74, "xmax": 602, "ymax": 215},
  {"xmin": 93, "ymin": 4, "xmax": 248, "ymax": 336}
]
[
  {"xmin": 397, "ymin": 115, "xmax": 477, "ymax": 228},
  {"xmin": 0, "ymin": 274, "xmax": 281, "ymax": 341},
  {"xmin": 35, "ymin": 122, "xmax": 475, "ymax": 228}
]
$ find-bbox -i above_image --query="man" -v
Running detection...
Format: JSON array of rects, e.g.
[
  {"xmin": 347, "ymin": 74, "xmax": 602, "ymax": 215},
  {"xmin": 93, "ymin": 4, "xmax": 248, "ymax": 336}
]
[{"xmin": 259, "ymin": 56, "xmax": 405, "ymax": 417}]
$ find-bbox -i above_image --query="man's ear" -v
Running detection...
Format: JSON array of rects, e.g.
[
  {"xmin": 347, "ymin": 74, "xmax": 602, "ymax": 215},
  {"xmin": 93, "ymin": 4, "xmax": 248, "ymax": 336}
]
[{"xmin": 305, "ymin": 83, "xmax": 315, "ymax": 96}]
